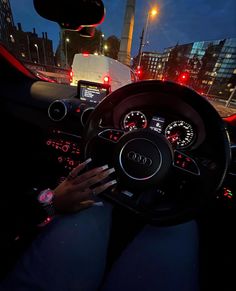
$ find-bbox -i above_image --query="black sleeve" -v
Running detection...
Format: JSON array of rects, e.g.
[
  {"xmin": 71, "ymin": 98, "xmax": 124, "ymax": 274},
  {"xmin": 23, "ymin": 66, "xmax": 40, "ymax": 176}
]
[
  {"xmin": 0, "ymin": 188, "xmax": 49, "ymax": 257},
  {"xmin": 0, "ymin": 188, "xmax": 49, "ymax": 279}
]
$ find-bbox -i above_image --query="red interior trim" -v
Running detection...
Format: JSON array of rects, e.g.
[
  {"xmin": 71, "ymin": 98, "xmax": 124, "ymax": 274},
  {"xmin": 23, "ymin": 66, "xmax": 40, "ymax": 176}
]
[
  {"xmin": 224, "ymin": 115, "xmax": 236, "ymax": 126},
  {"xmin": 0, "ymin": 43, "xmax": 35, "ymax": 79}
]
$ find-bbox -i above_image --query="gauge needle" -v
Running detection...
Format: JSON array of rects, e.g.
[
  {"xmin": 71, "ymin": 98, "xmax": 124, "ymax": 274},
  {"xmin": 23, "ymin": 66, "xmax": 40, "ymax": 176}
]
[
  {"xmin": 168, "ymin": 133, "xmax": 179, "ymax": 141},
  {"xmin": 127, "ymin": 122, "xmax": 135, "ymax": 127}
]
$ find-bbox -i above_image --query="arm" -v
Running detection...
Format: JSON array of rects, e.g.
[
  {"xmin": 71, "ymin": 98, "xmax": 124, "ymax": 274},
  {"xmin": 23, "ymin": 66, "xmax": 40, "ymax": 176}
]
[{"xmin": 23, "ymin": 158, "xmax": 116, "ymax": 227}]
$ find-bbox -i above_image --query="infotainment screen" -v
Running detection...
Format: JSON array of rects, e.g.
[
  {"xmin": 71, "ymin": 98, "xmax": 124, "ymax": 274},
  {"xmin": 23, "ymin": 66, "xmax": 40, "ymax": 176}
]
[{"xmin": 77, "ymin": 80, "xmax": 111, "ymax": 104}]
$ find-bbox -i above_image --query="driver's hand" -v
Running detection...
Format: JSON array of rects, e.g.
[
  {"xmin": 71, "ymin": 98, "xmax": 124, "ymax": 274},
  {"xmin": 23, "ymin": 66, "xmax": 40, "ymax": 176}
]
[{"xmin": 53, "ymin": 158, "xmax": 116, "ymax": 213}]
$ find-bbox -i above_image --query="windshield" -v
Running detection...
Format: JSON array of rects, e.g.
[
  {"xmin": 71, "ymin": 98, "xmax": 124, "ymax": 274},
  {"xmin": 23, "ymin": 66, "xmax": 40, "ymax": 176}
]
[{"xmin": 1, "ymin": 0, "xmax": 235, "ymax": 116}]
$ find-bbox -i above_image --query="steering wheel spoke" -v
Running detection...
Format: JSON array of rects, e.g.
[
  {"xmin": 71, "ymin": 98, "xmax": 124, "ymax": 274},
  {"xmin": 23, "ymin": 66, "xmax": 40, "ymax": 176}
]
[
  {"xmin": 173, "ymin": 150, "xmax": 200, "ymax": 176},
  {"xmin": 84, "ymin": 127, "xmax": 125, "ymax": 166},
  {"xmin": 97, "ymin": 128, "xmax": 125, "ymax": 144}
]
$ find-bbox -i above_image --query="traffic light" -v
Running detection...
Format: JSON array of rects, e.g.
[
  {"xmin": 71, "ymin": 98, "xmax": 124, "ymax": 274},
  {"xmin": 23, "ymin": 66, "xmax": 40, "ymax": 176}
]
[
  {"xmin": 137, "ymin": 69, "xmax": 142, "ymax": 75},
  {"xmin": 178, "ymin": 72, "xmax": 189, "ymax": 84},
  {"xmin": 136, "ymin": 66, "xmax": 142, "ymax": 79}
]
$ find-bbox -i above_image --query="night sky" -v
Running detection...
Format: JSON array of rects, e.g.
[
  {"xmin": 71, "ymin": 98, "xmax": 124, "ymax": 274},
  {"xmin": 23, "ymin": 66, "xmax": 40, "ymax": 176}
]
[{"xmin": 10, "ymin": 0, "xmax": 236, "ymax": 55}]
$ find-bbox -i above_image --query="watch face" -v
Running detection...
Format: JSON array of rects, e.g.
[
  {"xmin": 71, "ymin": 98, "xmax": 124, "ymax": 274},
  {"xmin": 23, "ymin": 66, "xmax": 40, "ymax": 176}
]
[{"xmin": 38, "ymin": 189, "xmax": 54, "ymax": 204}]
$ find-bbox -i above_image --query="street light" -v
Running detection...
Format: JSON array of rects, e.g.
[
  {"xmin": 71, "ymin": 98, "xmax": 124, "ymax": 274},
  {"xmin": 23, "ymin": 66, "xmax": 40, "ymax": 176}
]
[
  {"xmin": 137, "ymin": 7, "xmax": 158, "ymax": 68},
  {"xmin": 9, "ymin": 34, "xmax": 15, "ymax": 43},
  {"xmin": 225, "ymin": 86, "xmax": 236, "ymax": 108},
  {"xmin": 65, "ymin": 38, "xmax": 70, "ymax": 68},
  {"xmin": 34, "ymin": 44, "xmax": 39, "ymax": 63},
  {"xmin": 103, "ymin": 44, "xmax": 108, "ymax": 54},
  {"xmin": 207, "ymin": 71, "xmax": 217, "ymax": 97},
  {"xmin": 150, "ymin": 8, "xmax": 158, "ymax": 17}
]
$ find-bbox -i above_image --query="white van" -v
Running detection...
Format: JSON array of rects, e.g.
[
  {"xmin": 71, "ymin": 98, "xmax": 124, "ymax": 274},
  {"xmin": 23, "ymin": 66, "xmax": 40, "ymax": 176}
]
[{"xmin": 70, "ymin": 53, "xmax": 136, "ymax": 91}]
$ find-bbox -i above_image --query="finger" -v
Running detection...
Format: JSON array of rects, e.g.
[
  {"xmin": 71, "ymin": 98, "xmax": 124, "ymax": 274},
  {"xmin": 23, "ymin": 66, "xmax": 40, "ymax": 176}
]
[
  {"xmin": 92, "ymin": 179, "xmax": 117, "ymax": 196},
  {"xmin": 72, "ymin": 164, "xmax": 109, "ymax": 184},
  {"xmin": 80, "ymin": 200, "xmax": 95, "ymax": 205},
  {"xmin": 70, "ymin": 188, "xmax": 92, "ymax": 203},
  {"xmin": 68, "ymin": 158, "xmax": 92, "ymax": 179},
  {"xmin": 73, "ymin": 200, "xmax": 95, "ymax": 212},
  {"xmin": 75, "ymin": 168, "xmax": 115, "ymax": 189}
]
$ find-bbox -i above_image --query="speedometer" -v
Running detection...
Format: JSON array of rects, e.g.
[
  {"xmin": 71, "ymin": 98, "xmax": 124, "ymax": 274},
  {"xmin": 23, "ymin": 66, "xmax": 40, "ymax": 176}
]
[
  {"xmin": 165, "ymin": 120, "xmax": 195, "ymax": 148},
  {"xmin": 123, "ymin": 111, "xmax": 147, "ymax": 131}
]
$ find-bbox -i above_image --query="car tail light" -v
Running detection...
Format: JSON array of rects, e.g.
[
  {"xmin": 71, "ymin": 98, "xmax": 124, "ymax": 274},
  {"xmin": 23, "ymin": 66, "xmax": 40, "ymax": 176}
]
[
  {"xmin": 69, "ymin": 70, "xmax": 73, "ymax": 83},
  {"xmin": 103, "ymin": 75, "xmax": 110, "ymax": 84},
  {"xmin": 83, "ymin": 53, "xmax": 89, "ymax": 57}
]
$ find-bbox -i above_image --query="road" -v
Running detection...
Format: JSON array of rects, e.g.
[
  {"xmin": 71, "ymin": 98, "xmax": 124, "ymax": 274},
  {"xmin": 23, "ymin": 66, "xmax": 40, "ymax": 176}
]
[{"xmin": 210, "ymin": 100, "xmax": 236, "ymax": 117}]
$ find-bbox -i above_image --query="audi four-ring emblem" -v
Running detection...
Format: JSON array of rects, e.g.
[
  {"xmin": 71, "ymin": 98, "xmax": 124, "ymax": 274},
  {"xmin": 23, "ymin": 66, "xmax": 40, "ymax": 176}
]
[{"xmin": 127, "ymin": 151, "xmax": 153, "ymax": 167}]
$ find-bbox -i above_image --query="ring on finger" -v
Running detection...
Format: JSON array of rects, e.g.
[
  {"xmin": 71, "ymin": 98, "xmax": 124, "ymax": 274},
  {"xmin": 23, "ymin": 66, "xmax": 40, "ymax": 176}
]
[{"xmin": 67, "ymin": 171, "xmax": 76, "ymax": 180}]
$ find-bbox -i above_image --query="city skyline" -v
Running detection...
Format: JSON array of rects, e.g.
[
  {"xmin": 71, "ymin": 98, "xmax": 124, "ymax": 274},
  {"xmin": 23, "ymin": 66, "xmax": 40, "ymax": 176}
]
[{"xmin": 10, "ymin": 0, "xmax": 236, "ymax": 55}]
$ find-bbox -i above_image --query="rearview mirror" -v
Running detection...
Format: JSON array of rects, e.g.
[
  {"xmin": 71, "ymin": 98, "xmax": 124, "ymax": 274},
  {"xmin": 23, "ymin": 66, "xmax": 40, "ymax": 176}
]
[
  {"xmin": 33, "ymin": 0, "xmax": 105, "ymax": 31},
  {"xmin": 79, "ymin": 27, "xmax": 96, "ymax": 38}
]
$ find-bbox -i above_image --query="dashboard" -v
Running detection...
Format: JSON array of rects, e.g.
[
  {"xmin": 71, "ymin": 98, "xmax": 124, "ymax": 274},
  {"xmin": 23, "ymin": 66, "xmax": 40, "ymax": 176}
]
[
  {"xmin": 40, "ymin": 83, "xmax": 235, "ymax": 211},
  {"xmin": 1, "ymin": 73, "xmax": 235, "ymax": 209},
  {"xmin": 121, "ymin": 110, "xmax": 196, "ymax": 149},
  {"xmin": 44, "ymin": 89, "xmax": 206, "ymax": 175}
]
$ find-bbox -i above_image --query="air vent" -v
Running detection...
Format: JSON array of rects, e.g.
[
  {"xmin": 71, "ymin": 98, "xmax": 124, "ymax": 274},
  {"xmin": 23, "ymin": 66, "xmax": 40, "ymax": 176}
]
[
  {"xmin": 81, "ymin": 107, "xmax": 94, "ymax": 127},
  {"xmin": 48, "ymin": 100, "xmax": 67, "ymax": 122},
  {"xmin": 229, "ymin": 145, "xmax": 236, "ymax": 176}
]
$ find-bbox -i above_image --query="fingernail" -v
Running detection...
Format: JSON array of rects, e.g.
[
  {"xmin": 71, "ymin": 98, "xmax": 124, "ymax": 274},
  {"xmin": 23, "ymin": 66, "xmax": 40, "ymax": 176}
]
[
  {"xmin": 93, "ymin": 202, "xmax": 104, "ymax": 207},
  {"xmin": 108, "ymin": 179, "xmax": 117, "ymax": 186},
  {"xmin": 107, "ymin": 168, "xmax": 115, "ymax": 174},
  {"xmin": 101, "ymin": 164, "xmax": 109, "ymax": 170},
  {"xmin": 80, "ymin": 200, "xmax": 94, "ymax": 205},
  {"xmin": 84, "ymin": 158, "xmax": 92, "ymax": 164}
]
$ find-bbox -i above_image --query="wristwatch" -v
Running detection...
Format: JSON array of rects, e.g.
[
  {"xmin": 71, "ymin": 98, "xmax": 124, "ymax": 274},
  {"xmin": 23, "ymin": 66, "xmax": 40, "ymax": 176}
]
[{"xmin": 37, "ymin": 188, "xmax": 55, "ymax": 217}]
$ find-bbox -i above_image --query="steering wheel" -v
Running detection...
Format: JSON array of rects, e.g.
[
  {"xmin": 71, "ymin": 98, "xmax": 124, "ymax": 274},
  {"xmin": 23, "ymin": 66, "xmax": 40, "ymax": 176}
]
[{"xmin": 84, "ymin": 80, "xmax": 231, "ymax": 225}]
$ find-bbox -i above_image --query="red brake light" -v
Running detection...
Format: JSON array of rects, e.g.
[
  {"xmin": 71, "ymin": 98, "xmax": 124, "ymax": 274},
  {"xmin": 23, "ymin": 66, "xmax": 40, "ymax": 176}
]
[
  {"xmin": 83, "ymin": 53, "xmax": 89, "ymax": 57},
  {"xmin": 103, "ymin": 75, "xmax": 110, "ymax": 84},
  {"xmin": 69, "ymin": 70, "xmax": 73, "ymax": 83}
]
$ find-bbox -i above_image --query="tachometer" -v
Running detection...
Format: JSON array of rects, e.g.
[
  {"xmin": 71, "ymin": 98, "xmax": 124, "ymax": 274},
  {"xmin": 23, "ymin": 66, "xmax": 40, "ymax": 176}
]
[
  {"xmin": 165, "ymin": 120, "xmax": 195, "ymax": 148},
  {"xmin": 123, "ymin": 111, "xmax": 147, "ymax": 131}
]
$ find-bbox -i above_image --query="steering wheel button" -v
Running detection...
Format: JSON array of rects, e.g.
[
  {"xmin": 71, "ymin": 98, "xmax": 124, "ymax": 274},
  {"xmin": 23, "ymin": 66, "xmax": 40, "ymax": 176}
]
[
  {"xmin": 174, "ymin": 151, "xmax": 200, "ymax": 175},
  {"xmin": 121, "ymin": 190, "xmax": 134, "ymax": 197}
]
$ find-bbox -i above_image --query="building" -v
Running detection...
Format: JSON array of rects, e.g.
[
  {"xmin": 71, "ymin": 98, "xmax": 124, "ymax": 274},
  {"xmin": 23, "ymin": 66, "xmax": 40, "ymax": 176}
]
[
  {"xmin": 0, "ymin": 0, "xmax": 14, "ymax": 47},
  {"xmin": 8, "ymin": 23, "xmax": 55, "ymax": 66},
  {"xmin": 0, "ymin": 0, "xmax": 54, "ymax": 66},
  {"xmin": 133, "ymin": 51, "xmax": 162, "ymax": 79},
  {"xmin": 161, "ymin": 42, "xmax": 205, "ymax": 85},
  {"xmin": 161, "ymin": 38, "xmax": 236, "ymax": 99},
  {"xmin": 198, "ymin": 38, "xmax": 236, "ymax": 98}
]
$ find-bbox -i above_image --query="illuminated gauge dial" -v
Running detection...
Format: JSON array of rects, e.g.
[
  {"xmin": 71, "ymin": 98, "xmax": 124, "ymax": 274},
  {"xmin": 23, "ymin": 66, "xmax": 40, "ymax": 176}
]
[
  {"xmin": 165, "ymin": 120, "xmax": 195, "ymax": 148},
  {"xmin": 123, "ymin": 111, "xmax": 147, "ymax": 131}
]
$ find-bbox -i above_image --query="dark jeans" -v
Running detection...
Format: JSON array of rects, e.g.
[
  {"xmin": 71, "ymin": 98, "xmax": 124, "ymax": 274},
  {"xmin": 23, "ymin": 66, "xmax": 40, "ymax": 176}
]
[{"xmin": 1, "ymin": 202, "xmax": 199, "ymax": 291}]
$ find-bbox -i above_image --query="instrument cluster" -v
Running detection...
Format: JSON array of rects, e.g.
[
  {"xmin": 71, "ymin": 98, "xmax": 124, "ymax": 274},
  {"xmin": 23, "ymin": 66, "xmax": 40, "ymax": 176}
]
[{"xmin": 121, "ymin": 110, "xmax": 196, "ymax": 149}]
